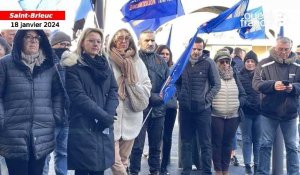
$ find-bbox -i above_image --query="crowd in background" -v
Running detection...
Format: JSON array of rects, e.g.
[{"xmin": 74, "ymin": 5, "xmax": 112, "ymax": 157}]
[{"xmin": 0, "ymin": 28, "xmax": 300, "ymax": 175}]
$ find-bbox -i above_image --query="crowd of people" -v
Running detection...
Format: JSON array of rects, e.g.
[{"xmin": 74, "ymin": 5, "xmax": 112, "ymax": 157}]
[{"xmin": 0, "ymin": 28, "xmax": 299, "ymax": 175}]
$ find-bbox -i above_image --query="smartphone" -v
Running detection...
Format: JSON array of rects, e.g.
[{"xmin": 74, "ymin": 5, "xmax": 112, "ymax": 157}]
[{"xmin": 282, "ymin": 80, "xmax": 290, "ymax": 86}]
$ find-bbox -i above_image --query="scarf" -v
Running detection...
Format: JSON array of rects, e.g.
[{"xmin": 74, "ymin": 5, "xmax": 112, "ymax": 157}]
[
  {"xmin": 109, "ymin": 47, "xmax": 137, "ymax": 100},
  {"xmin": 189, "ymin": 57, "xmax": 198, "ymax": 65},
  {"xmin": 270, "ymin": 47, "xmax": 297, "ymax": 64},
  {"xmin": 21, "ymin": 49, "xmax": 45, "ymax": 72},
  {"xmin": 219, "ymin": 66, "xmax": 234, "ymax": 80},
  {"xmin": 81, "ymin": 52, "xmax": 109, "ymax": 83}
]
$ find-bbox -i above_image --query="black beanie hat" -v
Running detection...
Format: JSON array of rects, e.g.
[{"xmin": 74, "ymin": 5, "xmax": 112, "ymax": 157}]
[{"xmin": 244, "ymin": 50, "xmax": 258, "ymax": 64}]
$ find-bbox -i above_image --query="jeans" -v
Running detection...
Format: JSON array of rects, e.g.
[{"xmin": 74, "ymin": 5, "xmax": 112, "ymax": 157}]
[
  {"xmin": 161, "ymin": 108, "xmax": 177, "ymax": 170},
  {"xmin": 43, "ymin": 126, "xmax": 69, "ymax": 175},
  {"xmin": 240, "ymin": 114, "xmax": 261, "ymax": 165},
  {"xmin": 129, "ymin": 115, "xmax": 164, "ymax": 174},
  {"xmin": 256, "ymin": 116, "xmax": 299, "ymax": 175},
  {"xmin": 179, "ymin": 109, "xmax": 212, "ymax": 175}
]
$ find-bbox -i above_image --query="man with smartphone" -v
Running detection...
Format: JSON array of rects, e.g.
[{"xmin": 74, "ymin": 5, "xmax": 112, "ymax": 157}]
[{"xmin": 253, "ymin": 37, "xmax": 300, "ymax": 175}]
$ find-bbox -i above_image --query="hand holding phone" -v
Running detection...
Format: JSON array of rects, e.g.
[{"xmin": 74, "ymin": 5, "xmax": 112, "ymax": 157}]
[{"xmin": 282, "ymin": 80, "xmax": 290, "ymax": 86}]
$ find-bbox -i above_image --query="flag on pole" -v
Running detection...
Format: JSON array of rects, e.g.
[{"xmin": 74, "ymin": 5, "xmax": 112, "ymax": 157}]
[
  {"xmin": 126, "ymin": 0, "xmax": 184, "ymax": 37},
  {"xmin": 166, "ymin": 25, "xmax": 173, "ymax": 47},
  {"xmin": 73, "ymin": 0, "xmax": 93, "ymax": 39},
  {"xmin": 161, "ymin": 28, "xmax": 199, "ymax": 103},
  {"xmin": 278, "ymin": 25, "xmax": 284, "ymax": 37},
  {"xmin": 239, "ymin": 6, "xmax": 266, "ymax": 39},
  {"xmin": 198, "ymin": 0, "xmax": 249, "ymax": 34},
  {"xmin": 121, "ymin": 0, "xmax": 178, "ymax": 22}
]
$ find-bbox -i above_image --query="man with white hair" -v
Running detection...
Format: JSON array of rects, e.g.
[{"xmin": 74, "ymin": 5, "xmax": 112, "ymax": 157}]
[{"xmin": 253, "ymin": 36, "xmax": 300, "ymax": 175}]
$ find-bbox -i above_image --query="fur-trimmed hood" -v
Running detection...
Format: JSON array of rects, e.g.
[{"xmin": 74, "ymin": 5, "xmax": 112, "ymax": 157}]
[
  {"xmin": 269, "ymin": 47, "xmax": 297, "ymax": 64},
  {"xmin": 60, "ymin": 51, "xmax": 79, "ymax": 67}
]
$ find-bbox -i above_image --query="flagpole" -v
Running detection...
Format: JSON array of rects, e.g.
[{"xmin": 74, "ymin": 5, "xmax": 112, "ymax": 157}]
[
  {"xmin": 141, "ymin": 107, "xmax": 153, "ymax": 128},
  {"xmin": 141, "ymin": 75, "xmax": 171, "ymax": 128}
]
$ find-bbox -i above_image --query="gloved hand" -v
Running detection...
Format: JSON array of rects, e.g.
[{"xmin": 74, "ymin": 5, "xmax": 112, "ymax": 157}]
[
  {"xmin": 149, "ymin": 93, "xmax": 163, "ymax": 107},
  {"xmin": 101, "ymin": 114, "xmax": 114, "ymax": 128}
]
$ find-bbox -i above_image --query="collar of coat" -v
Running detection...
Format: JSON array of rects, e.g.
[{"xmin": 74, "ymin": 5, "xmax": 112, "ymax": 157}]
[{"xmin": 269, "ymin": 47, "xmax": 297, "ymax": 64}]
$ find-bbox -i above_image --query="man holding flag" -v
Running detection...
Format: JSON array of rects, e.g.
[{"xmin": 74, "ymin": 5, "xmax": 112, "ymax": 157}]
[{"xmin": 176, "ymin": 37, "xmax": 220, "ymax": 175}]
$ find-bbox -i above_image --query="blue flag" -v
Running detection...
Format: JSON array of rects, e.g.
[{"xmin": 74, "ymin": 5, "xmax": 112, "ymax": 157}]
[
  {"xmin": 239, "ymin": 6, "xmax": 266, "ymax": 39},
  {"xmin": 74, "ymin": 0, "xmax": 93, "ymax": 21},
  {"xmin": 121, "ymin": 0, "xmax": 178, "ymax": 22},
  {"xmin": 198, "ymin": 0, "xmax": 249, "ymax": 34},
  {"xmin": 278, "ymin": 25, "xmax": 284, "ymax": 37},
  {"xmin": 162, "ymin": 28, "xmax": 199, "ymax": 103},
  {"xmin": 128, "ymin": 0, "xmax": 184, "ymax": 37}
]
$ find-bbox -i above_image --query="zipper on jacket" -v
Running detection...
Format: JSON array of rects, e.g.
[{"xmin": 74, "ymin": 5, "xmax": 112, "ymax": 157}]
[{"xmin": 29, "ymin": 74, "xmax": 36, "ymax": 158}]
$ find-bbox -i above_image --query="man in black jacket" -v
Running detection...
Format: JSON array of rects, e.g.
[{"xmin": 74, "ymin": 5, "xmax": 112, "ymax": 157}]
[
  {"xmin": 253, "ymin": 36, "xmax": 300, "ymax": 175},
  {"xmin": 176, "ymin": 37, "xmax": 221, "ymax": 175},
  {"xmin": 129, "ymin": 30, "xmax": 169, "ymax": 175}
]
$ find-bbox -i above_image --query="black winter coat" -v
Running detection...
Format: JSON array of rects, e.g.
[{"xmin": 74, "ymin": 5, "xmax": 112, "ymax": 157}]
[
  {"xmin": 139, "ymin": 51, "xmax": 169, "ymax": 118},
  {"xmin": 65, "ymin": 55, "xmax": 119, "ymax": 171},
  {"xmin": 239, "ymin": 68, "xmax": 260, "ymax": 116},
  {"xmin": 176, "ymin": 55, "xmax": 221, "ymax": 113},
  {"xmin": 0, "ymin": 30, "xmax": 64, "ymax": 160},
  {"xmin": 253, "ymin": 49, "xmax": 300, "ymax": 120}
]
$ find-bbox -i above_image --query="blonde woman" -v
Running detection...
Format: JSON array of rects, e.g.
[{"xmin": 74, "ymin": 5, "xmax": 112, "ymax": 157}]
[{"xmin": 63, "ymin": 28, "xmax": 119, "ymax": 175}]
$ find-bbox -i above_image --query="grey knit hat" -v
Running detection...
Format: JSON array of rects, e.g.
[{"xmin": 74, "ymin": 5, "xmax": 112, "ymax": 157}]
[
  {"xmin": 214, "ymin": 49, "xmax": 231, "ymax": 62},
  {"xmin": 50, "ymin": 31, "xmax": 71, "ymax": 46}
]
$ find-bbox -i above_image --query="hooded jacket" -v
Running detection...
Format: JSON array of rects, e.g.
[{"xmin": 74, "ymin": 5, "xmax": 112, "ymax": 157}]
[
  {"xmin": 253, "ymin": 48, "xmax": 300, "ymax": 120},
  {"xmin": 62, "ymin": 50, "xmax": 119, "ymax": 171},
  {"xmin": 0, "ymin": 30, "xmax": 64, "ymax": 160}
]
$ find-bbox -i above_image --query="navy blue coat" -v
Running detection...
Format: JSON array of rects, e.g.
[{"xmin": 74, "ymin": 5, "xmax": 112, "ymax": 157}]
[
  {"xmin": 65, "ymin": 55, "xmax": 119, "ymax": 171},
  {"xmin": 0, "ymin": 30, "xmax": 64, "ymax": 160}
]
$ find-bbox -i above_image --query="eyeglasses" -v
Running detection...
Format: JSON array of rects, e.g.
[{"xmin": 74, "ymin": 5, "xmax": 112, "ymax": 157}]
[
  {"xmin": 277, "ymin": 47, "xmax": 291, "ymax": 52},
  {"xmin": 219, "ymin": 60, "xmax": 230, "ymax": 65},
  {"xmin": 116, "ymin": 36, "xmax": 131, "ymax": 42},
  {"xmin": 58, "ymin": 42, "xmax": 71, "ymax": 48},
  {"xmin": 24, "ymin": 35, "xmax": 41, "ymax": 42}
]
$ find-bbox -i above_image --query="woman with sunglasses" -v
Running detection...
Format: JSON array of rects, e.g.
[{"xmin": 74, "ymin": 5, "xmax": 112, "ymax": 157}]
[{"xmin": 211, "ymin": 49, "xmax": 246, "ymax": 175}]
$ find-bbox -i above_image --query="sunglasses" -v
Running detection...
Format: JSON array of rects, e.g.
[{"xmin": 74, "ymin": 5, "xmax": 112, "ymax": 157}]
[{"xmin": 219, "ymin": 60, "xmax": 230, "ymax": 65}]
